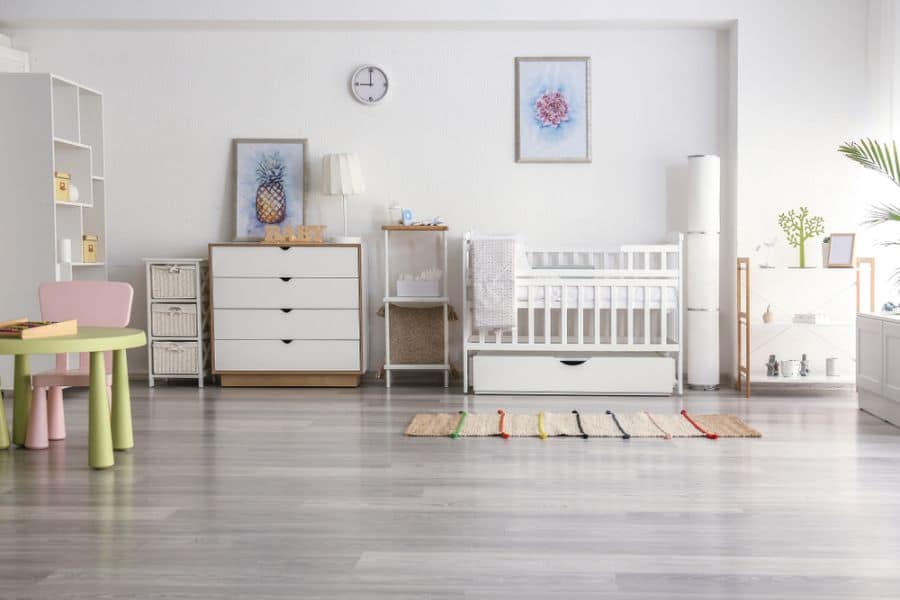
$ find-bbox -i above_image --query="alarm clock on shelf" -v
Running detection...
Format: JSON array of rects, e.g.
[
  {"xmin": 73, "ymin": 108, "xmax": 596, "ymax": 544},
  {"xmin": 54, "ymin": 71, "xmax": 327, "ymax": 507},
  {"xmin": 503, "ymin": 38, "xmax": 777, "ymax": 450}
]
[
  {"xmin": 401, "ymin": 209, "xmax": 413, "ymax": 226},
  {"xmin": 350, "ymin": 64, "xmax": 389, "ymax": 105}
]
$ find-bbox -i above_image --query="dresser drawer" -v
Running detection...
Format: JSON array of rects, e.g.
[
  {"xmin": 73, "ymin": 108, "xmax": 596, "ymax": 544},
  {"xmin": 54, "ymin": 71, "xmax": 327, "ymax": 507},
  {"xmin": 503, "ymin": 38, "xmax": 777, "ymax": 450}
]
[
  {"xmin": 214, "ymin": 339, "xmax": 360, "ymax": 372},
  {"xmin": 213, "ymin": 277, "xmax": 359, "ymax": 309},
  {"xmin": 214, "ymin": 309, "xmax": 359, "ymax": 340},
  {"xmin": 211, "ymin": 246, "xmax": 359, "ymax": 278}
]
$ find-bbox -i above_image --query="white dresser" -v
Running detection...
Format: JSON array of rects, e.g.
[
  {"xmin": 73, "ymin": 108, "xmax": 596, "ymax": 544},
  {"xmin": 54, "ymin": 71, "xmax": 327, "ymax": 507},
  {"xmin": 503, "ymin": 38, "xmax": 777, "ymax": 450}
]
[
  {"xmin": 857, "ymin": 312, "xmax": 900, "ymax": 426},
  {"xmin": 209, "ymin": 243, "xmax": 365, "ymax": 387}
]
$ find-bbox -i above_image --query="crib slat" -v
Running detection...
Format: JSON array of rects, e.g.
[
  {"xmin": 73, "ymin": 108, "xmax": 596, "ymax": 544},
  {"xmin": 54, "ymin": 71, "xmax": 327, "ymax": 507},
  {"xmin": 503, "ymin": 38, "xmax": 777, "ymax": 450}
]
[
  {"xmin": 627, "ymin": 286, "xmax": 634, "ymax": 345},
  {"xmin": 610, "ymin": 285, "xmax": 617, "ymax": 346},
  {"xmin": 528, "ymin": 286, "xmax": 535, "ymax": 345},
  {"xmin": 644, "ymin": 286, "xmax": 651, "ymax": 344},
  {"xmin": 593, "ymin": 285, "xmax": 601, "ymax": 344},
  {"xmin": 495, "ymin": 330, "xmax": 501, "ymax": 344},
  {"xmin": 544, "ymin": 284, "xmax": 551, "ymax": 345},
  {"xmin": 660, "ymin": 285, "xmax": 667, "ymax": 344},
  {"xmin": 644, "ymin": 251, "xmax": 651, "ymax": 271},
  {"xmin": 479, "ymin": 328, "xmax": 485, "ymax": 344},
  {"xmin": 560, "ymin": 284, "xmax": 568, "ymax": 345},
  {"xmin": 577, "ymin": 286, "xmax": 584, "ymax": 345}
]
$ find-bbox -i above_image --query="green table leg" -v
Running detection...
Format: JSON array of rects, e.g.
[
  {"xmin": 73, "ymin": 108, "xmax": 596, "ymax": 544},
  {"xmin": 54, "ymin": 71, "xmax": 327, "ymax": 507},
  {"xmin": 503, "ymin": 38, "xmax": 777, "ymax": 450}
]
[
  {"xmin": 111, "ymin": 349, "xmax": 133, "ymax": 451},
  {"xmin": 0, "ymin": 385, "xmax": 9, "ymax": 450},
  {"xmin": 89, "ymin": 351, "xmax": 114, "ymax": 469},
  {"xmin": 12, "ymin": 355, "xmax": 30, "ymax": 446}
]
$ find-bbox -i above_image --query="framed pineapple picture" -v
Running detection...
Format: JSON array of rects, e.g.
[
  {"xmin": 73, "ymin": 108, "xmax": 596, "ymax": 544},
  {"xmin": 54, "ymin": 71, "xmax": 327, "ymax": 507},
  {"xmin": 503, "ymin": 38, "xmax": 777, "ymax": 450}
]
[{"xmin": 234, "ymin": 138, "xmax": 307, "ymax": 241}]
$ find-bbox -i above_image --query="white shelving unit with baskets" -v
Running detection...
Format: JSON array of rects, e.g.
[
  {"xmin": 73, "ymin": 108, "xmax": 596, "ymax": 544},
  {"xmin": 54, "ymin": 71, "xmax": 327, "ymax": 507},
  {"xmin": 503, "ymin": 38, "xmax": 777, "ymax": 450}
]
[
  {"xmin": 144, "ymin": 258, "xmax": 209, "ymax": 387},
  {"xmin": 0, "ymin": 73, "xmax": 109, "ymax": 383}
]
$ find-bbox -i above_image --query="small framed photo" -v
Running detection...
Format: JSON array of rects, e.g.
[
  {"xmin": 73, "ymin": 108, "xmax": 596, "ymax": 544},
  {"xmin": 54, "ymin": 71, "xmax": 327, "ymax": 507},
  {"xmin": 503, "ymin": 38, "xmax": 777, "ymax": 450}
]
[
  {"xmin": 515, "ymin": 57, "xmax": 591, "ymax": 163},
  {"xmin": 826, "ymin": 233, "xmax": 856, "ymax": 268},
  {"xmin": 234, "ymin": 138, "xmax": 307, "ymax": 241}
]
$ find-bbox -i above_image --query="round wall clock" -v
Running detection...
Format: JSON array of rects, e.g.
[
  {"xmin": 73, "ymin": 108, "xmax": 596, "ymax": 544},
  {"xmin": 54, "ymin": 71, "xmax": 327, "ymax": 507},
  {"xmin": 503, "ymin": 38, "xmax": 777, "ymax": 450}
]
[{"xmin": 350, "ymin": 65, "xmax": 389, "ymax": 105}]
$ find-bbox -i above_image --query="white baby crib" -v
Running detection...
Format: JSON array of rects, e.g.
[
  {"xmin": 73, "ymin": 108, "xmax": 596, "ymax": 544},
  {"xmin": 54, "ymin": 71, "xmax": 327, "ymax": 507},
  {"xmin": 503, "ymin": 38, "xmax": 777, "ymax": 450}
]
[{"xmin": 462, "ymin": 233, "xmax": 684, "ymax": 395}]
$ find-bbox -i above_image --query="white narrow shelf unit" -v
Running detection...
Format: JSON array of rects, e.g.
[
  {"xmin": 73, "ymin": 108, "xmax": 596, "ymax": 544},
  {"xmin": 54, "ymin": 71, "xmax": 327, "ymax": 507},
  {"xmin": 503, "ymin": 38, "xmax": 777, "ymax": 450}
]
[
  {"xmin": 736, "ymin": 257, "xmax": 875, "ymax": 397},
  {"xmin": 382, "ymin": 225, "xmax": 450, "ymax": 388},
  {"xmin": 0, "ymin": 73, "xmax": 109, "ymax": 383},
  {"xmin": 144, "ymin": 259, "xmax": 209, "ymax": 387}
]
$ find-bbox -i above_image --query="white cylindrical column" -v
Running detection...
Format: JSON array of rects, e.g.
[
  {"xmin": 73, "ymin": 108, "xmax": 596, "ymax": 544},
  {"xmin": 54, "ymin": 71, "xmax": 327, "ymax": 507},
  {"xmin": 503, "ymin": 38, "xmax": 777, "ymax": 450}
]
[{"xmin": 686, "ymin": 154, "xmax": 720, "ymax": 390}]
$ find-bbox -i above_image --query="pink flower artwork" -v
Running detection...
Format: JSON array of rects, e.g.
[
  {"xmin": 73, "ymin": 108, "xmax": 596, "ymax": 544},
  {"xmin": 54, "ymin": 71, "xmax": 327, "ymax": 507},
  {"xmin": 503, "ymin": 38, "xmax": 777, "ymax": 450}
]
[{"xmin": 534, "ymin": 90, "xmax": 570, "ymax": 128}]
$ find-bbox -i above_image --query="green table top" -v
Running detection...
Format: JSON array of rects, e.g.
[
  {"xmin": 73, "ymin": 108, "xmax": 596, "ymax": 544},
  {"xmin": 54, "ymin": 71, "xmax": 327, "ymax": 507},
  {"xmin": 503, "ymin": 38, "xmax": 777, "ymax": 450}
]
[{"xmin": 0, "ymin": 326, "xmax": 146, "ymax": 355}]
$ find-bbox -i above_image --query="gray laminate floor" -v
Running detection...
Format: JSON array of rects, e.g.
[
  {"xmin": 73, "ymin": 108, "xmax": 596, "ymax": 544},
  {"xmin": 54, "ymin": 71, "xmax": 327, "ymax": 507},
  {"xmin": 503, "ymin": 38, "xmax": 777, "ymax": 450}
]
[{"xmin": 1, "ymin": 382, "xmax": 899, "ymax": 599}]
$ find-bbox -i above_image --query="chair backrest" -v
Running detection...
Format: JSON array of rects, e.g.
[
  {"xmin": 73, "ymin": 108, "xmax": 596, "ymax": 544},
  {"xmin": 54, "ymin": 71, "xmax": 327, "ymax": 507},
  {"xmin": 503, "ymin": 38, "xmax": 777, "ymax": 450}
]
[{"xmin": 39, "ymin": 281, "xmax": 134, "ymax": 371}]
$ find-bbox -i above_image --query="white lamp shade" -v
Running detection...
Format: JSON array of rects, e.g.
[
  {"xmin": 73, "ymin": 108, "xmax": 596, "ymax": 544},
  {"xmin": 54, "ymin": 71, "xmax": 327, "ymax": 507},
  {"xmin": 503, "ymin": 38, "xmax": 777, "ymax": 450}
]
[{"xmin": 322, "ymin": 153, "xmax": 365, "ymax": 195}]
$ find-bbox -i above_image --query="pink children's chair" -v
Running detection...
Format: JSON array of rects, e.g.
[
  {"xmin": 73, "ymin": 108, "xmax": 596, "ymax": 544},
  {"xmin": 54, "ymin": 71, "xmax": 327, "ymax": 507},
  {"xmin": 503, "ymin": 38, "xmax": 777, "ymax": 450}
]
[{"xmin": 25, "ymin": 281, "xmax": 134, "ymax": 449}]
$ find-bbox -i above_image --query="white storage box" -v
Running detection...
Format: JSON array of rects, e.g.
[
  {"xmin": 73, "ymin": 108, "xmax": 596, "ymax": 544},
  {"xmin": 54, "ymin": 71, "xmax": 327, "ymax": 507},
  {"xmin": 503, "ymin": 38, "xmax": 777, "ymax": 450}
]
[
  {"xmin": 151, "ymin": 264, "xmax": 198, "ymax": 299},
  {"xmin": 473, "ymin": 354, "xmax": 675, "ymax": 395},
  {"xmin": 151, "ymin": 303, "xmax": 198, "ymax": 338},
  {"xmin": 396, "ymin": 279, "xmax": 441, "ymax": 297},
  {"xmin": 152, "ymin": 341, "xmax": 199, "ymax": 374}
]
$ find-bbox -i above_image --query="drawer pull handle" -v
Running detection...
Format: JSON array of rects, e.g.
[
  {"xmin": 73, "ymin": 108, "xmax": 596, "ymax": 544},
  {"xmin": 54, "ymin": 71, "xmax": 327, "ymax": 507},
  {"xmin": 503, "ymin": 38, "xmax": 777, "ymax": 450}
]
[
  {"xmin": 280, "ymin": 308, "xmax": 293, "ymax": 313},
  {"xmin": 280, "ymin": 246, "xmax": 291, "ymax": 251},
  {"xmin": 281, "ymin": 339, "xmax": 293, "ymax": 344},
  {"xmin": 168, "ymin": 306, "xmax": 183, "ymax": 314},
  {"xmin": 280, "ymin": 277, "xmax": 292, "ymax": 282},
  {"xmin": 560, "ymin": 360, "xmax": 587, "ymax": 366}
]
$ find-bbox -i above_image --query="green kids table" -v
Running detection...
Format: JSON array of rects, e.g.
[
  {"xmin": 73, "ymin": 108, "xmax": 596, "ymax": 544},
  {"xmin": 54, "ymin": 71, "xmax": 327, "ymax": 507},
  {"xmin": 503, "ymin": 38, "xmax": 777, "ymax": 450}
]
[{"xmin": 0, "ymin": 327, "xmax": 146, "ymax": 469}]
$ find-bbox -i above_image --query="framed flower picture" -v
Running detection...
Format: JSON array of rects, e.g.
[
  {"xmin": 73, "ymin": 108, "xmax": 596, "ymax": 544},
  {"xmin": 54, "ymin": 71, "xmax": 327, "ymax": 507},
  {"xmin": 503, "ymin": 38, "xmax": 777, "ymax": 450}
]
[
  {"xmin": 515, "ymin": 57, "xmax": 591, "ymax": 163},
  {"xmin": 234, "ymin": 138, "xmax": 307, "ymax": 241}
]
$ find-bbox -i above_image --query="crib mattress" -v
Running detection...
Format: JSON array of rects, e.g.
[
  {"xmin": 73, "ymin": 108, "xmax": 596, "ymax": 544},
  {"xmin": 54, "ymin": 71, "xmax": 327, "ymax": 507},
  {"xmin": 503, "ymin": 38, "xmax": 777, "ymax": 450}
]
[{"xmin": 515, "ymin": 285, "xmax": 677, "ymax": 309}]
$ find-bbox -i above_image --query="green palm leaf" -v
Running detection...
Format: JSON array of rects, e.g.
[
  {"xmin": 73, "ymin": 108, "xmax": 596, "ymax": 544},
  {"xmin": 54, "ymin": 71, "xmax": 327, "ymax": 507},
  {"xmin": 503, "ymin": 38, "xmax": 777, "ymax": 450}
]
[{"xmin": 838, "ymin": 138, "xmax": 900, "ymax": 188}]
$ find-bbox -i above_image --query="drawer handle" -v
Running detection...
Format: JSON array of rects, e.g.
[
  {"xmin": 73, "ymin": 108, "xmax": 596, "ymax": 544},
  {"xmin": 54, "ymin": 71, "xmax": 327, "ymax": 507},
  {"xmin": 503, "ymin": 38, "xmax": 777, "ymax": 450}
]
[
  {"xmin": 280, "ymin": 246, "xmax": 291, "ymax": 251},
  {"xmin": 280, "ymin": 277, "xmax": 292, "ymax": 282},
  {"xmin": 281, "ymin": 339, "xmax": 293, "ymax": 344},
  {"xmin": 560, "ymin": 360, "xmax": 587, "ymax": 366},
  {"xmin": 168, "ymin": 306, "xmax": 183, "ymax": 314},
  {"xmin": 280, "ymin": 308, "xmax": 293, "ymax": 313}
]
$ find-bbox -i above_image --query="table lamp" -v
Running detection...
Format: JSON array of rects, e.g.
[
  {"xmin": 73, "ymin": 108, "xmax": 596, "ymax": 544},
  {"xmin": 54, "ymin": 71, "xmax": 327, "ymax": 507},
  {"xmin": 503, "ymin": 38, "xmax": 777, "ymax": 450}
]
[{"xmin": 322, "ymin": 153, "xmax": 365, "ymax": 243}]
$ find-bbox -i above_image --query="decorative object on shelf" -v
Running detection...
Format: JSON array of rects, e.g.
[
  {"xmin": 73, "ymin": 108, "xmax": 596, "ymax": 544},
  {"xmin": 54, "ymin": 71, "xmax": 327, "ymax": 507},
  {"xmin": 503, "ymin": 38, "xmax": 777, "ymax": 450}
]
[
  {"xmin": 68, "ymin": 183, "xmax": 80, "ymax": 204},
  {"xmin": 396, "ymin": 268, "xmax": 443, "ymax": 297},
  {"xmin": 262, "ymin": 224, "xmax": 326, "ymax": 244},
  {"xmin": 777, "ymin": 206, "xmax": 824, "ymax": 268},
  {"xmin": 322, "ymin": 153, "xmax": 365, "ymax": 243},
  {"xmin": 822, "ymin": 236, "xmax": 831, "ymax": 267},
  {"xmin": 515, "ymin": 56, "xmax": 591, "ymax": 163},
  {"xmin": 409, "ymin": 216, "xmax": 445, "ymax": 226},
  {"xmin": 762, "ymin": 305, "xmax": 776, "ymax": 323},
  {"xmin": 826, "ymin": 357, "xmax": 840, "ymax": 377},
  {"xmin": 387, "ymin": 205, "xmax": 403, "ymax": 225},
  {"xmin": 82, "ymin": 234, "xmax": 98, "ymax": 263},
  {"xmin": 754, "ymin": 237, "xmax": 777, "ymax": 268},
  {"xmin": 0, "ymin": 318, "xmax": 77, "ymax": 339},
  {"xmin": 800, "ymin": 354, "xmax": 810, "ymax": 376},
  {"xmin": 825, "ymin": 233, "xmax": 856, "ymax": 267},
  {"xmin": 686, "ymin": 154, "xmax": 720, "ymax": 391},
  {"xmin": 234, "ymin": 138, "xmax": 307, "ymax": 241},
  {"xmin": 350, "ymin": 64, "xmax": 389, "ymax": 105},
  {"xmin": 54, "ymin": 171, "xmax": 70, "ymax": 201},
  {"xmin": 780, "ymin": 359, "xmax": 801, "ymax": 378},
  {"xmin": 766, "ymin": 354, "xmax": 779, "ymax": 377},
  {"xmin": 792, "ymin": 313, "xmax": 830, "ymax": 325},
  {"xmin": 402, "ymin": 209, "xmax": 413, "ymax": 226},
  {"xmin": 57, "ymin": 238, "xmax": 72, "ymax": 264}
]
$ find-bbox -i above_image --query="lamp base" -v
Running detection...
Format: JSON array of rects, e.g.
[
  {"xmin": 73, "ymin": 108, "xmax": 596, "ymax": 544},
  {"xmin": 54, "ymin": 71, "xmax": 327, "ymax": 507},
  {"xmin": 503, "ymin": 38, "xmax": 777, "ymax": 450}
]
[{"xmin": 331, "ymin": 236, "xmax": 362, "ymax": 244}]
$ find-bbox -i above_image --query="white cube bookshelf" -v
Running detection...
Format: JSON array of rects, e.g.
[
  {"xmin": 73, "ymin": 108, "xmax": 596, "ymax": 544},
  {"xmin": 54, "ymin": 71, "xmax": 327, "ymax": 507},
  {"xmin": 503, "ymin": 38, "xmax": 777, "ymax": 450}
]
[{"xmin": 0, "ymin": 73, "xmax": 109, "ymax": 382}]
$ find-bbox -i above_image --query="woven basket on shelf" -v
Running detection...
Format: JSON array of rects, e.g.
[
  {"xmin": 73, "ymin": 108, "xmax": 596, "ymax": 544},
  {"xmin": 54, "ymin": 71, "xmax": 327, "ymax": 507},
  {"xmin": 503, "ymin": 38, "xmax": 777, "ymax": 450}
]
[{"xmin": 150, "ymin": 264, "xmax": 198, "ymax": 299}]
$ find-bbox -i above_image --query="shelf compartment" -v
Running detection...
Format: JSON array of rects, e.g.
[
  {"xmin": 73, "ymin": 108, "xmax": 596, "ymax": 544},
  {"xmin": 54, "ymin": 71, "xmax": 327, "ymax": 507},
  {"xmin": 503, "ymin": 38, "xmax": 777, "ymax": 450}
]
[
  {"xmin": 51, "ymin": 77, "xmax": 79, "ymax": 142},
  {"xmin": 78, "ymin": 89, "xmax": 103, "ymax": 176},
  {"xmin": 53, "ymin": 139, "xmax": 92, "ymax": 208}
]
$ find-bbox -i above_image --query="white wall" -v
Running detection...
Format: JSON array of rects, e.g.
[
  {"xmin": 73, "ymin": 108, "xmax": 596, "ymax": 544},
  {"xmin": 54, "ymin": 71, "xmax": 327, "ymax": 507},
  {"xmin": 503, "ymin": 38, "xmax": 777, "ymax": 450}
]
[{"xmin": 0, "ymin": 0, "xmax": 887, "ymax": 384}]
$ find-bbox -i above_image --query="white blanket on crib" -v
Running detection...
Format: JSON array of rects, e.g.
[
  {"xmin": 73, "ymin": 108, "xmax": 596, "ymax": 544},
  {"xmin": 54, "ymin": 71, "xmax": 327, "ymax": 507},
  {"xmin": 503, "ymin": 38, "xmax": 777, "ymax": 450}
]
[{"xmin": 471, "ymin": 238, "xmax": 516, "ymax": 330}]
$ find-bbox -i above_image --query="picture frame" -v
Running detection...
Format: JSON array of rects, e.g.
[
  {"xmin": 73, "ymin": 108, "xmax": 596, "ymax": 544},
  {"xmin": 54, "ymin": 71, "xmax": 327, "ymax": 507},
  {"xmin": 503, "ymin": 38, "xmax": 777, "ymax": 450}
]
[
  {"xmin": 826, "ymin": 233, "xmax": 856, "ymax": 268},
  {"xmin": 233, "ymin": 138, "xmax": 308, "ymax": 241},
  {"xmin": 515, "ymin": 57, "xmax": 591, "ymax": 163}
]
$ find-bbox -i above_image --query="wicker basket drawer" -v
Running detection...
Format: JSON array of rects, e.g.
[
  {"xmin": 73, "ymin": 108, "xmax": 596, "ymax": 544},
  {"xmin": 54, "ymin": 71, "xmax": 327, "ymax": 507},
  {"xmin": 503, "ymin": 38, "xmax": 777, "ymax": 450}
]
[
  {"xmin": 152, "ymin": 341, "xmax": 200, "ymax": 374},
  {"xmin": 151, "ymin": 264, "xmax": 198, "ymax": 299},
  {"xmin": 151, "ymin": 303, "xmax": 198, "ymax": 338}
]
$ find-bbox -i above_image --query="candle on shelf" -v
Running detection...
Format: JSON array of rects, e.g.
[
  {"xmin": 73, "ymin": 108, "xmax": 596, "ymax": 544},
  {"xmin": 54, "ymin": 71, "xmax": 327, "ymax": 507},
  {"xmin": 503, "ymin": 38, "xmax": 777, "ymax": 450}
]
[{"xmin": 58, "ymin": 238, "xmax": 72, "ymax": 263}]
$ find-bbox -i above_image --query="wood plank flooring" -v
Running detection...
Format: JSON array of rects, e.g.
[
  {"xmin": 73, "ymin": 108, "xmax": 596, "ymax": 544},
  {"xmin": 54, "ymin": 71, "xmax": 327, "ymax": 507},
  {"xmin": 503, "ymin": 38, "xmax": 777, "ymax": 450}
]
[{"xmin": 1, "ymin": 383, "xmax": 899, "ymax": 598}]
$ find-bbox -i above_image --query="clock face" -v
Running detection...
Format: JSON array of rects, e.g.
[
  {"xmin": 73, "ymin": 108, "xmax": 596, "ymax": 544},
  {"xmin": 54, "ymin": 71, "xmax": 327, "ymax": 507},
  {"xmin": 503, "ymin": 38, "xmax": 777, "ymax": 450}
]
[{"xmin": 350, "ymin": 65, "xmax": 389, "ymax": 105}]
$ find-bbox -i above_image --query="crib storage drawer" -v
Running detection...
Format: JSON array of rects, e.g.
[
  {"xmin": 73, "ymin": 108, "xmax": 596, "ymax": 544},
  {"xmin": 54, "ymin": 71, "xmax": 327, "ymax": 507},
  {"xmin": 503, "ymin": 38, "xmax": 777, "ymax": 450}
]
[
  {"xmin": 151, "ymin": 303, "xmax": 198, "ymax": 337},
  {"xmin": 152, "ymin": 341, "xmax": 200, "ymax": 374},
  {"xmin": 473, "ymin": 354, "xmax": 675, "ymax": 395}
]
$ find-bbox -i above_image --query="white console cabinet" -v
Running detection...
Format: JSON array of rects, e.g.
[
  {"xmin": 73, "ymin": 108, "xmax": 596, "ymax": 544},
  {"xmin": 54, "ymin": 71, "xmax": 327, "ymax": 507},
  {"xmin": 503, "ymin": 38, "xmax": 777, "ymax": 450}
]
[{"xmin": 857, "ymin": 313, "xmax": 900, "ymax": 426}]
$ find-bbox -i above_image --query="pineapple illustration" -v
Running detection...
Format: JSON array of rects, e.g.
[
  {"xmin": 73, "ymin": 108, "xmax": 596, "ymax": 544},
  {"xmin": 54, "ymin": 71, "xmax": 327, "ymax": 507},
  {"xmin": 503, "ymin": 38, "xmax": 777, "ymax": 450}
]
[{"xmin": 255, "ymin": 152, "xmax": 287, "ymax": 224}]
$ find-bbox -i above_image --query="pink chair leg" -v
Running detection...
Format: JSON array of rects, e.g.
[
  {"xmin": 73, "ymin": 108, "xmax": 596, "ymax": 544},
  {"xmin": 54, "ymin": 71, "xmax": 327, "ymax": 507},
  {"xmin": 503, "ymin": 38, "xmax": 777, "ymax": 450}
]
[
  {"xmin": 47, "ymin": 386, "xmax": 66, "ymax": 440},
  {"xmin": 26, "ymin": 387, "xmax": 49, "ymax": 450}
]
